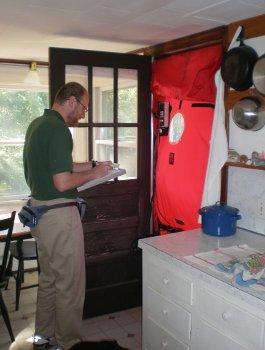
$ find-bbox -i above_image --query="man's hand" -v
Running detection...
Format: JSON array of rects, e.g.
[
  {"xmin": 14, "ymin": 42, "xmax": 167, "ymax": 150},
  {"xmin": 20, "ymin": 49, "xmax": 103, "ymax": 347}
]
[
  {"xmin": 91, "ymin": 161, "xmax": 113, "ymax": 179},
  {"xmin": 53, "ymin": 161, "xmax": 113, "ymax": 192}
]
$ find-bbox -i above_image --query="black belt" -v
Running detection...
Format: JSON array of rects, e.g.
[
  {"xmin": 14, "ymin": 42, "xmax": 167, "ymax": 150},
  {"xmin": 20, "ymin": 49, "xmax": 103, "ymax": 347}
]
[{"xmin": 40, "ymin": 202, "xmax": 78, "ymax": 210}]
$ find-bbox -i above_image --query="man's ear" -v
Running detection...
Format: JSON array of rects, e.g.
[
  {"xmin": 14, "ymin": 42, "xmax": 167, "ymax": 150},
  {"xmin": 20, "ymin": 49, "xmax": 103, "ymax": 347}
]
[{"xmin": 67, "ymin": 96, "xmax": 76, "ymax": 109}]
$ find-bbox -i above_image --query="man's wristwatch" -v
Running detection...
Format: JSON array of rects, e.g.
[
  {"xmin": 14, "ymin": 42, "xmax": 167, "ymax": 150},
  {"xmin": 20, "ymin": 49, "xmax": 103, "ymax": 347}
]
[{"xmin": 92, "ymin": 160, "xmax": 98, "ymax": 168}]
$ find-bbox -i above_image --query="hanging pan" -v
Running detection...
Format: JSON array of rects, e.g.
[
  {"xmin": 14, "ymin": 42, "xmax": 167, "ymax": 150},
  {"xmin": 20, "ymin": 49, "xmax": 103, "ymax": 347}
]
[
  {"xmin": 253, "ymin": 54, "xmax": 265, "ymax": 96},
  {"xmin": 221, "ymin": 29, "xmax": 258, "ymax": 91},
  {"xmin": 232, "ymin": 97, "xmax": 265, "ymax": 131}
]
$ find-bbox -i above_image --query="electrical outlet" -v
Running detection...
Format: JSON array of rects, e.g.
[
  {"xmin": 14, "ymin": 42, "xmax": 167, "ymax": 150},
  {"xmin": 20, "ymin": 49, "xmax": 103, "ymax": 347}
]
[{"xmin": 257, "ymin": 198, "xmax": 265, "ymax": 220}]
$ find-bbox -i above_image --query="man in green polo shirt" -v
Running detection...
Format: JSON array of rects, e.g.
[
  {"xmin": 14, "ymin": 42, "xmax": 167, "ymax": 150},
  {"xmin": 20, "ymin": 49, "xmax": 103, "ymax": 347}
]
[{"xmin": 23, "ymin": 82, "xmax": 112, "ymax": 349}]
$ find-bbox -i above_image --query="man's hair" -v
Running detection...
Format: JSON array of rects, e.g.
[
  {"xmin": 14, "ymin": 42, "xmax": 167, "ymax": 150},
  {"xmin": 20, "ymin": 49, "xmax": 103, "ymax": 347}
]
[{"xmin": 54, "ymin": 82, "xmax": 87, "ymax": 104}]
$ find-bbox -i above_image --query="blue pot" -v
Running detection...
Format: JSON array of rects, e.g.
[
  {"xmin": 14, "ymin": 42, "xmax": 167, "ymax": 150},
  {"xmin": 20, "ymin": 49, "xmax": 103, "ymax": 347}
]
[{"xmin": 199, "ymin": 202, "xmax": 241, "ymax": 237}]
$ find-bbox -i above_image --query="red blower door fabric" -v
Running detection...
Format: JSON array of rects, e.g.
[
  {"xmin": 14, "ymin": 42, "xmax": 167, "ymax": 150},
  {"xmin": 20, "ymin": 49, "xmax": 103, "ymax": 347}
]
[
  {"xmin": 152, "ymin": 44, "xmax": 222, "ymax": 233},
  {"xmin": 154, "ymin": 99, "xmax": 215, "ymax": 231},
  {"xmin": 152, "ymin": 44, "xmax": 222, "ymax": 104}
]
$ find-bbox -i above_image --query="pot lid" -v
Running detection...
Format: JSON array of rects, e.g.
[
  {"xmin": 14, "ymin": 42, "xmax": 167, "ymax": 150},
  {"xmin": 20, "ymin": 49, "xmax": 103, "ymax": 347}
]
[
  {"xmin": 232, "ymin": 97, "xmax": 265, "ymax": 131},
  {"xmin": 200, "ymin": 203, "xmax": 239, "ymax": 216},
  {"xmin": 253, "ymin": 54, "xmax": 265, "ymax": 96}
]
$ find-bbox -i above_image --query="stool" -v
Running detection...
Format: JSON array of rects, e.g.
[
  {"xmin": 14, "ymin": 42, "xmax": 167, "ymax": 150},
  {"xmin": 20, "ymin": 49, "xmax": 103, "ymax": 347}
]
[
  {"xmin": 0, "ymin": 211, "xmax": 16, "ymax": 342},
  {"xmin": 9, "ymin": 239, "xmax": 39, "ymax": 311}
]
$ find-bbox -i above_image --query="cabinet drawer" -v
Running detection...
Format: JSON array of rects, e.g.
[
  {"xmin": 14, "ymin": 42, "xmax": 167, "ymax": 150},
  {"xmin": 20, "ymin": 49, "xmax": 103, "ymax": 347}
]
[
  {"xmin": 145, "ymin": 253, "xmax": 193, "ymax": 306},
  {"xmin": 144, "ymin": 317, "xmax": 189, "ymax": 350},
  {"xmin": 192, "ymin": 319, "xmax": 248, "ymax": 350},
  {"xmin": 146, "ymin": 286, "xmax": 191, "ymax": 343},
  {"xmin": 195, "ymin": 287, "xmax": 265, "ymax": 349}
]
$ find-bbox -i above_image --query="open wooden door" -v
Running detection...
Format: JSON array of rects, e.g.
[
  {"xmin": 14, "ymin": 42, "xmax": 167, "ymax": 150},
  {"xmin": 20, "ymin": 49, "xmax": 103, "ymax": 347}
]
[{"xmin": 49, "ymin": 48, "xmax": 151, "ymax": 317}]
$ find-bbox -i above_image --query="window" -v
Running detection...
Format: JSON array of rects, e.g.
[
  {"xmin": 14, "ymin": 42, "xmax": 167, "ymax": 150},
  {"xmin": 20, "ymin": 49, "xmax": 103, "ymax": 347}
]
[
  {"xmin": 0, "ymin": 90, "xmax": 48, "ymax": 198},
  {"xmin": 0, "ymin": 63, "xmax": 48, "ymax": 217},
  {"xmin": 65, "ymin": 65, "xmax": 138, "ymax": 179}
]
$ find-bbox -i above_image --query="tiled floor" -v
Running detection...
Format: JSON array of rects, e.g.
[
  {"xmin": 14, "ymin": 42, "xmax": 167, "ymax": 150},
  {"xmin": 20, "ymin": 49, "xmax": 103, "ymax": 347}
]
[{"xmin": 0, "ymin": 272, "xmax": 142, "ymax": 350}]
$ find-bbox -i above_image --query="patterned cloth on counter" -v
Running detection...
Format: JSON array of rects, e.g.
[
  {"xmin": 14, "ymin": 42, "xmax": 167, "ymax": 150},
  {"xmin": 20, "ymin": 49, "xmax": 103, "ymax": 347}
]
[{"xmin": 216, "ymin": 253, "xmax": 265, "ymax": 287}]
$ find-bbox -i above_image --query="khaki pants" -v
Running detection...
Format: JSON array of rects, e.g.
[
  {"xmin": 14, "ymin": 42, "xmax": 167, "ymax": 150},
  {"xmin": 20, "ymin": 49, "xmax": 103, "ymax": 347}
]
[{"xmin": 31, "ymin": 198, "xmax": 85, "ymax": 349}]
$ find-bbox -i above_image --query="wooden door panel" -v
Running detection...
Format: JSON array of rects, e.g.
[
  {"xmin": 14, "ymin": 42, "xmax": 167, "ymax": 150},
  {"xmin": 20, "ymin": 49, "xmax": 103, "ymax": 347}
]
[
  {"xmin": 83, "ymin": 189, "xmax": 139, "ymax": 221},
  {"xmin": 84, "ymin": 226, "xmax": 138, "ymax": 256},
  {"xmin": 49, "ymin": 47, "xmax": 151, "ymax": 317}
]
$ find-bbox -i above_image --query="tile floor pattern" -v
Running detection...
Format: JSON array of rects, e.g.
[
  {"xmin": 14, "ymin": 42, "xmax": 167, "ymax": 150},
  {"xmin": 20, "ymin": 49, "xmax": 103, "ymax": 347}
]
[{"xmin": 0, "ymin": 272, "xmax": 142, "ymax": 350}]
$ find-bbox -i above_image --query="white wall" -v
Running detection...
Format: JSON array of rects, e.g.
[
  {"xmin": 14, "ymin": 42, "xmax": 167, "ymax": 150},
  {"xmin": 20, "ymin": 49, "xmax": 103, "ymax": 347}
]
[{"xmin": 227, "ymin": 35, "xmax": 265, "ymax": 235}]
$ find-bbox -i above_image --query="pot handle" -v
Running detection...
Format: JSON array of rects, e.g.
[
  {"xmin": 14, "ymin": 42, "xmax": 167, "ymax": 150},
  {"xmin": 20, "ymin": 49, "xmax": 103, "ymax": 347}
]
[
  {"xmin": 238, "ymin": 27, "xmax": 245, "ymax": 47},
  {"xmin": 198, "ymin": 208, "xmax": 206, "ymax": 214},
  {"xmin": 215, "ymin": 201, "xmax": 226, "ymax": 206},
  {"xmin": 235, "ymin": 214, "xmax": 242, "ymax": 220},
  {"xmin": 228, "ymin": 26, "xmax": 242, "ymax": 50}
]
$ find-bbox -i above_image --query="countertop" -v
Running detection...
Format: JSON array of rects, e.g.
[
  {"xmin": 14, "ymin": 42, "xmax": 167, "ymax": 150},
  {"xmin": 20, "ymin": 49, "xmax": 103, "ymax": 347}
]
[{"xmin": 138, "ymin": 228, "xmax": 265, "ymax": 308}]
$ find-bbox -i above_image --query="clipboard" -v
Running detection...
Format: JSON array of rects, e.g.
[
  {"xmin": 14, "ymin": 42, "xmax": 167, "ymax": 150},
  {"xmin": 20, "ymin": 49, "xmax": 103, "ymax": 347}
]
[{"xmin": 77, "ymin": 168, "xmax": 126, "ymax": 191}]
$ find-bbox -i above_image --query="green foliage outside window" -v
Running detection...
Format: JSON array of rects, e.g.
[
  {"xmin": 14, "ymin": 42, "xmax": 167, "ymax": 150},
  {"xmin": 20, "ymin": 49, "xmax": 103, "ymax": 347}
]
[
  {"xmin": 0, "ymin": 90, "xmax": 48, "ymax": 197},
  {"xmin": 118, "ymin": 87, "xmax": 137, "ymax": 126},
  {"xmin": 102, "ymin": 86, "xmax": 137, "ymax": 140}
]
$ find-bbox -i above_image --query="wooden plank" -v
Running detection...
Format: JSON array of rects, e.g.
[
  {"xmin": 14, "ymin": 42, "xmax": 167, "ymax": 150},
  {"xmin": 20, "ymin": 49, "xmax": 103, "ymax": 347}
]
[
  {"xmin": 226, "ymin": 162, "xmax": 265, "ymax": 171},
  {"xmin": 227, "ymin": 89, "xmax": 255, "ymax": 110},
  {"xmin": 83, "ymin": 216, "xmax": 139, "ymax": 232},
  {"xmin": 228, "ymin": 14, "xmax": 265, "ymax": 42},
  {"xmin": 226, "ymin": 89, "xmax": 265, "ymax": 110},
  {"xmin": 84, "ymin": 226, "xmax": 138, "ymax": 256},
  {"xmin": 83, "ymin": 193, "xmax": 139, "ymax": 222},
  {"xmin": 220, "ymin": 165, "xmax": 228, "ymax": 203},
  {"xmin": 84, "ymin": 279, "xmax": 141, "ymax": 318},
  {"xmin": 131, "ymin": 26, "xmax": 226, "ymax": 57},
  {"xmin": 80, "ymin": 179, "xmax": 139, "ymax": 197},
  {"xmin": 83, "ymin": 250, "xmax": 142, "ymax": 318}
]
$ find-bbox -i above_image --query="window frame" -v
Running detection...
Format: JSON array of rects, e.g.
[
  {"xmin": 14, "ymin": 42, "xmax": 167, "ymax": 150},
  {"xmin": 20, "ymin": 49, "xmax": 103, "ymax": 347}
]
[{"xmin": 0, "ymin": 66, "xmax": 49, "ymax": 203}]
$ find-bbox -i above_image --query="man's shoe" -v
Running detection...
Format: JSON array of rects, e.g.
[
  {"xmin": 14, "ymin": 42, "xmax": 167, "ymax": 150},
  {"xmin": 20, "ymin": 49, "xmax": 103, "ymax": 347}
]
[{"xmin": 32, "ymin": 334, "xmax": 49, "ymax": 349}]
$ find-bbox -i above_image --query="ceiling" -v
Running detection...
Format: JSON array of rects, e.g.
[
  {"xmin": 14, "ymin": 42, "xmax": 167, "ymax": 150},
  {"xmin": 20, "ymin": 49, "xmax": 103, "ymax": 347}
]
[{"xmin": 0, "ymin": 0, "xmax": 264, "ymax": 62}]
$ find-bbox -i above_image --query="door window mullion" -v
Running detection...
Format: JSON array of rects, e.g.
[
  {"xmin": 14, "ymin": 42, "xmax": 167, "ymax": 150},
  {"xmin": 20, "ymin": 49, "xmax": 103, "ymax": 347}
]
[
  {"xmin": 113, "ymin": 67, "xmax": 118, "ymax": 164},
  {"xmin": 88, "ymin": 65, "xmax": 93, "ymax": 160}
]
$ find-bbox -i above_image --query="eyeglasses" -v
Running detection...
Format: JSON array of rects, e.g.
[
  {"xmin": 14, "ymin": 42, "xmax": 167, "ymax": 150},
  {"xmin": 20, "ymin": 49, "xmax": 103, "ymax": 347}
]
[{"xmin": 76, "ymin": 98, "xmax": 88, "ymax": 113}]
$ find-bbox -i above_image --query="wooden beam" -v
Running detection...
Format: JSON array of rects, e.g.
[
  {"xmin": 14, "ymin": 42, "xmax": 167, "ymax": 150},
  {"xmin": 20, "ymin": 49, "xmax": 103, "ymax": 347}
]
[
  {"xmin": 130, "ymin": 25, "xmax": 226, "ymax": 57},
  {"xmin": 228, "ymin": 14, "xmax": 265, "ymax": 42}
]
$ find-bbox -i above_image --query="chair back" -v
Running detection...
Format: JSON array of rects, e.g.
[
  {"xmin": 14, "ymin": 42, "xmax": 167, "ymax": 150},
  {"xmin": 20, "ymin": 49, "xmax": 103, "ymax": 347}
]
[{"xmin": 0, "ymin": 211, "xmax": 16, "ymax": 284}]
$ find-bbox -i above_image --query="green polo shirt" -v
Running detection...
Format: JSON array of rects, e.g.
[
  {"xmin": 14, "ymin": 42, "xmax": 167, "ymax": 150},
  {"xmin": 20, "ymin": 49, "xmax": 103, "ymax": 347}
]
[{"xmin": 23, "ymin": 109, "xmax": 77, "ymax": 200}]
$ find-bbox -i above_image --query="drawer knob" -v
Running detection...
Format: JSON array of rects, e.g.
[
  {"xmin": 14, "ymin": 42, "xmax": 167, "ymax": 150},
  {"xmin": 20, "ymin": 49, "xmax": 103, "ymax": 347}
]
[
  {"xmin": 161, "ymin": 340, "xmax": 167, "ymax": 348},
  {"xmin": 222, "ymin": 312, "xmax": 230, "ymax": 321},
  {"xmin": 163, "ymin": 278, "xmax": 169, "ymax": 285},
  {"xmin": 162, "ymin": 309, "xmax": 168, "ymax": 316}
]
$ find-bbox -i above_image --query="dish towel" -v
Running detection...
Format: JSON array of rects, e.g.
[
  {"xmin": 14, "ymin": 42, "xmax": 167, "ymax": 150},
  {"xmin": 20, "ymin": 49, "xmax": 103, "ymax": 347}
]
[
  {"xmin": 200, "ymin": 26, "xmax": 242, "ymax": 214},
  {"xmin": 200, "ymin": 69, "xmax": 228, "ymax": 210},
  {"xmin": 216, "ymin": 253, "xmax": 265, "ymax": 287}
]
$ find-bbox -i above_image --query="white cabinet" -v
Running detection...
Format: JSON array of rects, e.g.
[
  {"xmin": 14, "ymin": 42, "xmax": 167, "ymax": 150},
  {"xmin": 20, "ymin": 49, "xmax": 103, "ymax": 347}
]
[
  {"xmin": 141, "ymin": 249, "xmax": 265, "ymax": 350},
  {"xmin": 193, "ymin": 285, "xmax": 265, "ymax": 349}
]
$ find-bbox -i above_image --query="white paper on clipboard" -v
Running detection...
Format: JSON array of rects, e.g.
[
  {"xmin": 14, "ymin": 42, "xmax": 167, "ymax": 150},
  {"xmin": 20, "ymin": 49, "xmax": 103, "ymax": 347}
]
[{"xmin": 77, "ymin": 168, "xmax": 126, "ymax": 191}]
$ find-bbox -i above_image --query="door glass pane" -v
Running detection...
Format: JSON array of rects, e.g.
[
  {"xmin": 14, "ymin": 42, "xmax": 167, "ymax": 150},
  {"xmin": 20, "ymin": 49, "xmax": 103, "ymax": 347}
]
[
  {"xmin": 65, "ymin": 65, "xmax": 89, "ymax": 122},
  {"xmin": 70, "ymin": 127, "xmax": 89, "ymax": 163},
  {"xmin": 93, "ymin": 67, "xmax": 114, "ymax": 123},
  {"xmin": 118, "ymin": 127, "xmax": 137, "ymax": 179},
  {"xmin": 118, "ymin": 69, "xmax": 137, "ymax": 123},
  {"xmin": 93, "ymin": 127, "xmax": 114, "ymax": 162}
]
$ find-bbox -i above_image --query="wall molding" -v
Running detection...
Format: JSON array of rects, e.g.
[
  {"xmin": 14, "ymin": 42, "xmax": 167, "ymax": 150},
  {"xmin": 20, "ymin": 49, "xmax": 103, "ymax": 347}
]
[{"xmin": 130, "ymin": 26, "xmax": 226, "ymax": 57}]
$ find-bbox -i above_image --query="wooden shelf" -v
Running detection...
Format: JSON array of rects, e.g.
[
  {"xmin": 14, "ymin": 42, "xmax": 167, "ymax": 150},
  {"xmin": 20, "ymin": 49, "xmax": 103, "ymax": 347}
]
[{"xmin": 226, "ymin": 161, "xmax": 265, "ymax": 171}]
